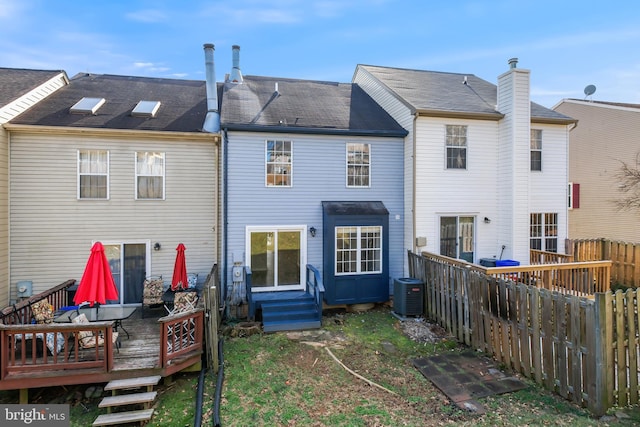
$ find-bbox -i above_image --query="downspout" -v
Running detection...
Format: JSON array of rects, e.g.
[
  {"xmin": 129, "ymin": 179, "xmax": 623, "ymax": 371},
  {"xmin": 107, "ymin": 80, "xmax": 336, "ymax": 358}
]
[
  {"xmin": 412, "ymin": 113, "xmax": 418, "ymax": 254},
  {"xmin": 6, "ymin": 129, "xmax": 11, "ymax": 305},
  {"xmin": 222, "ymin": 128, "xmax": 229, "ymax": 306}
]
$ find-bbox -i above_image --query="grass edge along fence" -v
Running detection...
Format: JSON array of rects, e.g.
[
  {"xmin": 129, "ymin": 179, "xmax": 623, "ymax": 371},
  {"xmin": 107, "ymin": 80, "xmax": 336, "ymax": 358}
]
[{"xmin": 408, "ymin": 250, "xmax": 640, "ymax": 416}]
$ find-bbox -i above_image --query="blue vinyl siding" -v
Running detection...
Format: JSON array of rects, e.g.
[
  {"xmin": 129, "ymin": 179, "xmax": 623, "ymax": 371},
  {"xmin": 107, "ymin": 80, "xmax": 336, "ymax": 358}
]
[{"xmin": 225, "ymin": 131, "xmax": 404, "ymax": 297}]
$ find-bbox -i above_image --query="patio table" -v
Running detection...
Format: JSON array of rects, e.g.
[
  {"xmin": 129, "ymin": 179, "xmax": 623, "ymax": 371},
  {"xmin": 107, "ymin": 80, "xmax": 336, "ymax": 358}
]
[{"xmin": 53, "ymin": 306, "xmax": 137, "ymax": 339}]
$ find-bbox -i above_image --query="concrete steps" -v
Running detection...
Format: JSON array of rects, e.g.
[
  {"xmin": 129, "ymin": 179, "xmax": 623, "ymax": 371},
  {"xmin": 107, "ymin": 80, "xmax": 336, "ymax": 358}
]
[{"xmin": 93, "ymin": 375, "xmax": 161, "ymax": 426}]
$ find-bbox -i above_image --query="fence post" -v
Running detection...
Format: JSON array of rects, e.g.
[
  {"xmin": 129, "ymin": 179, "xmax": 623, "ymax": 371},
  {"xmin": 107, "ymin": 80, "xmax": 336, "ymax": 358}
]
[{"xmin": 590, "ymin": 293, "xmax": 610, "ymax": 416}]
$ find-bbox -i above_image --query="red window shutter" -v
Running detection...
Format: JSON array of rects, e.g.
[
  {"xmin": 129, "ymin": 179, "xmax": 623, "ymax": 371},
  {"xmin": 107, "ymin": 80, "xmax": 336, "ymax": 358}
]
[{"xmin": 573, "ymin": 183, "xmax": 580, "ymax": 208}]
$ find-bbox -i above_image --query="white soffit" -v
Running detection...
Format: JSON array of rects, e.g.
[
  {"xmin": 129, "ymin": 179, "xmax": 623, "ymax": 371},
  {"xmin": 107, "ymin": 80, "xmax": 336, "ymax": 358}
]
[
  {"xmin": 132, "ymin": 100, "xmax": 161, "ymax": 118},
  {"xmin": 70, "ymin": 97, "xmax": 106, "ymax": 115}
]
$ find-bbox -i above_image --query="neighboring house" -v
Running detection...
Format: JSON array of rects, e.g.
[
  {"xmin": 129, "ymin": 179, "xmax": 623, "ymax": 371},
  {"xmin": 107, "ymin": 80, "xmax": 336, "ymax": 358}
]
[
  {"xmin": 219, "ymin": 49, "xmax": 407, "ymax": 328},
  {"xmin": 0, "ymin": 68, "xmax": 69, "ymax": 307},
  {"xmin": 553, "ymin": 99, "xmax": 640, "ymax": 242},
  {"xmin": 5, "ymin": 72, "xmax": 220, "ymax": 305},
  {"xmin": 353, "ymin": 59, "xmax": 576, "ymax": 266}
]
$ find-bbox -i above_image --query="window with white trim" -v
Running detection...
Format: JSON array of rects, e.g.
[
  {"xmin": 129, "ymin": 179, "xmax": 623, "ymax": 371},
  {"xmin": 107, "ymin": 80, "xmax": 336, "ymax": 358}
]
[
  {"xmin": 266, "ymin": 140, "xmax": 292, "ymax": 186},
  {"xmin": 136, "ymin": 152, "xmax": 165, "ymax": 199},
  {"xmin": 346, "ymin": 143, "xmax": 370, "ymax": 187},
  {"xmin": 446, "ymin": 125, "xmax": 467, "ymax": 169},
  {"xmin": 78, "ymin": 150, "xmax": 108, "ymax": 199},
  {"xmin": 530, "ymin": 212, "xmax": 558, "ymax": 252},
  {"xmin": 531, "ymin": 129, "xmax": 542, "ymax": 171},
  {"xmin": 247, "ymin": 225, "xmax": 305, "ymax": 290},
  {"xmin": 335, "ymin": 226, "xmax": 382, "ymax": 275}
]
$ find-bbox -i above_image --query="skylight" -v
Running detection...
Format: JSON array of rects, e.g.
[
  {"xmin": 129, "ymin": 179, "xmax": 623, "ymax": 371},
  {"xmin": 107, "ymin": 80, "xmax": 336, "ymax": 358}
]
[
  {"xmin": 131, "ymin": 100, "xmax": 161, "ymax": 118},
  {"xmin": 70, "ymin": 97, "xmax": 105, "ymax": 115}
]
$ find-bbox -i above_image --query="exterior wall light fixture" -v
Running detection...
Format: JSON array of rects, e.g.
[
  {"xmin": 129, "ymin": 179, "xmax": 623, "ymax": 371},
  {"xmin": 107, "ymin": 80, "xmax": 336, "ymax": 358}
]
[{"xmin": 309, "ymin": 227, "xmax": 317, "ymax": 237}]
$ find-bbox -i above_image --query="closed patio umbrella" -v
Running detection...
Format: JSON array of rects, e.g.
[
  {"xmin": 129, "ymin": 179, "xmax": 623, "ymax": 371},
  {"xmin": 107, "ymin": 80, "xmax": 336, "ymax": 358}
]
[
  {"xmin": 74, "ymin": 242, "xmax": 119, "ymax": 306},
  {"xmin": 171, "ymin": 243, "xmax": 188, "ymax": 291}
]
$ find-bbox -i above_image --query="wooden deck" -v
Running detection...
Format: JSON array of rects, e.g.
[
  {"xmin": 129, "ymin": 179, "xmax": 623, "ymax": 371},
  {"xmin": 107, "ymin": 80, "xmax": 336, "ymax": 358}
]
[{"xmin": 0, "ymin": 306, "xmax": 204, "ymax": 395}]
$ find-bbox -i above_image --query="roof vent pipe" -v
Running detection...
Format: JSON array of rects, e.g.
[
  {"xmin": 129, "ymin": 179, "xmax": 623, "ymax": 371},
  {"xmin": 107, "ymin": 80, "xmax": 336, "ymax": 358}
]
[
  {"xmin": 229, "ymin": 45, "xmax": 243, "ymax": 84},
  {"xmin": 508, "ymin": 57, "xmax": 518, "ymax": 69},
  {"xmin": 203, "ymin": 43, "xmax": 220, "ymax": 133}
]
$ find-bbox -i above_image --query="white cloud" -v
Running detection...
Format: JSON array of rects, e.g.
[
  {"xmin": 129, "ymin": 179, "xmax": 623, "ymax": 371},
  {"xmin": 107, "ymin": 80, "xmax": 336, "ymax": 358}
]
[
  {"xmin": 125, "ymin": 9, "xmax": 168, "ymax": 23},
  {"xmin": 0, "ymin": 0, "xmax": 23, "ymax": 19}
]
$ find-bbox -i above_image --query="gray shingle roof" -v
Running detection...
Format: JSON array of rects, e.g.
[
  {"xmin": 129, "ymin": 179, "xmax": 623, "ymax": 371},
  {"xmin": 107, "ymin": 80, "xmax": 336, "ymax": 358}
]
[
  {"xmin": 220, "ymin": 75, "xmax": 407, "ymax": 136},
  {"xmin": 358, "ymin": 64, "xmax": 575, "ymax": 123},
  {"xmin": 11, "ymin": 73, "xmax": 208, "ymax": 133},
  {"xmin": 0, "ymin": 67, "xmax": 65, "ymax": 107}
]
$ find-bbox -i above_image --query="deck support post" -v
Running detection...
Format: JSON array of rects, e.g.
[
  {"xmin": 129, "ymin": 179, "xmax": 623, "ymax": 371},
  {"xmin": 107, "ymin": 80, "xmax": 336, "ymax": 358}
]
[{"xmin": 19, "ymin": 388, "xmax": 28, "ymax": 404}]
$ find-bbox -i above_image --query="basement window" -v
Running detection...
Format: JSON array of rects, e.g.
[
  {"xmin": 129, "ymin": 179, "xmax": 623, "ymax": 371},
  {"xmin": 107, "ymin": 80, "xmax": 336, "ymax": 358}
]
[
  {"xmin": 131, "ymin": 100, "xmax": 161, "ymax": 118},
  {"xmin": 70, "ymin": 97, "xmax": 105, "ymax": 115}
]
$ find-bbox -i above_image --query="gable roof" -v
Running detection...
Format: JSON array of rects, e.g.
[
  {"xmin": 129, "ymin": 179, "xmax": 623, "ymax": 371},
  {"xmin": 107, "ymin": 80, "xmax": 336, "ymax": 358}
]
[
  {"xmin": 0, "ymin": 67, "xmax": 66, "ymax": 107},
  {"xmin": 356, "ymin": 64, "xmax": 575, "ymax": 124},
  {"xmin": 554, "ymin": 98, "xmax": 640, "ymax": 112},
  {"xmin": 10, "ymin": 73, "xmax": 209, "ymax": 133},
  {"xmin": 220, "ymin": 75, "xmax": 407, "ymax": 137}
]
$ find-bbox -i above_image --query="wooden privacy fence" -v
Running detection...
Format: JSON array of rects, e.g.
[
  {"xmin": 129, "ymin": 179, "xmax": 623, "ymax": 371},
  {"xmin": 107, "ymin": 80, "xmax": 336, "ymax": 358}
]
[
  {"xmin": 408, "ymin": 251, "xmax": 640, "ymax": 416},
  {"xmin": 570, "ymin": 239, "xmax": 640, "ymax": 288}
]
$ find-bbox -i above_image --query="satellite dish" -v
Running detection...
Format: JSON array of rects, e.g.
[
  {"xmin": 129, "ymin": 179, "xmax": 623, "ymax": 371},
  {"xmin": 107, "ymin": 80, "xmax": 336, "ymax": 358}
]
[{"xmin": 584, "ymin": 84, "xmax": 596, "ymax": 96}]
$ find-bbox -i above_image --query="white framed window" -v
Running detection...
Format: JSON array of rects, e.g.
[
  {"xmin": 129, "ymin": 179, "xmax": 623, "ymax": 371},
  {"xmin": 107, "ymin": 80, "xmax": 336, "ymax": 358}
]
[
  {"xmin": 346, "ymin": 143, "xmax": 370, "ymax": 187},
  {"xmin": 445, "ymin": 125, "xmax": 467, "ymax": 169},
  {"xmin": 136, "ymin": 152, "xmax": 165, "ymax": 200},
  {"xmin": 530, "ymin": 212, "xmax": 558, "ymax": 252},
  {"xmin": 246, "ymin": 225, "xmax": 306, "ymax": 291},
  {"xmin": 266, "ymin": 140, "xmax": 292, "ymax": 187},
  {"xmin": 335, "ymin": 226, "xmax": 382, "ymax": 275},
  {"xmin": 531, "ymin": 129, "xmax": 542, "ymax": 171},
  {"xmin": 78, "ymin": 149, "xmax": 109, "ymax": 199}
]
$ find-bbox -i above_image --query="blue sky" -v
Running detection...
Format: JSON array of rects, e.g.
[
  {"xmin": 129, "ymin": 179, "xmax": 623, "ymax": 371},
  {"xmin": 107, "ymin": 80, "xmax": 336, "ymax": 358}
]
[{"xmin": 1, "ymin": 0, "xmax": 639, "ymax": 108}]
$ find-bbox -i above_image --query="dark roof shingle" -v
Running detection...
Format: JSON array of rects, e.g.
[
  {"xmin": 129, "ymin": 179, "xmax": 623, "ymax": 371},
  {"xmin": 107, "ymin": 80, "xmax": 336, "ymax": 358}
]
[
  {"xmin": 11, "ymin": 73, "xmax": 208, "ymax": 133},
  {"xmin": 0, "ymin": 68, "xmax": 65, "ymax": 107},
  {"xmin": 220, "ymin": 75, "xmax": 407, "ymax": 136},
  {"xmin": 358, "ymin": 64, "xmax": 575, "ymax": 123}
]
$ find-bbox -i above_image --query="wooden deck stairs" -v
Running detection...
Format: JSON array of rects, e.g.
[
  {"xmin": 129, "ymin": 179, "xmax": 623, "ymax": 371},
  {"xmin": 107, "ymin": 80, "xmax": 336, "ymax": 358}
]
[{"xmin": 93, "ymin": 375, "xmax": 161, "ymax": 426}]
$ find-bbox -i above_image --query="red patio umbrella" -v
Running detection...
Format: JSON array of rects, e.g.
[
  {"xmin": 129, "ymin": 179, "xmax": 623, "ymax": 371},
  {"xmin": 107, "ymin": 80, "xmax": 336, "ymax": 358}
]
[
  {"xmin": 74, "ymin": 242, "xmax": 119, "ymax": 307},
  {"xmin": 171, "ymin": 243, "xmax": 188, "ymax": 291}
]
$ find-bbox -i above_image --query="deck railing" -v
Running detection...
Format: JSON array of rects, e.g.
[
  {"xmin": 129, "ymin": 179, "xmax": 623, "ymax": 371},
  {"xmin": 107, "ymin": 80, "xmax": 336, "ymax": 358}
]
[
  {"xmin": 530, "ymin": 249, "xmax": 573, "ymax": 264},
  {"xmin": 159, "ymin": 308, "xmax": 204, "ymax": 369},
  {"xmin": 420, "ymin": 251, "xmax": 611, "ymax": 296},
  {"xmin": 0, "ymin": 321, "xmax": 115, "ymax": 384},
  {"xmin": 0, "ymin": 280, "xmax": 76, "ymax": 325},
  {"xmin": 484, "ymin": 261, "xmax": 611, "ymax": 295},
  {"xmin": 306, "ymin": 264, "xmax": 325, "ymax": 317}
]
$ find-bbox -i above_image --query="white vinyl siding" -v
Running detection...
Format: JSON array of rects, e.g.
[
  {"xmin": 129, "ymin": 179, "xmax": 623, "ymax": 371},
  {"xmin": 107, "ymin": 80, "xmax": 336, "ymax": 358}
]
[
  {"xmin": 9, "ymin": 132, "xmax": 218, "ymax": 296},
  {"xmin": 352, "ymin": 66, "xmax": 414, "ymax": 261},
  {"xmin": 0, "ymin": 73, "xmax": 67, "ymax": 306},
  {"xmin": 414, "ymin": 117, "xmax": 499, "ymax": 261}
]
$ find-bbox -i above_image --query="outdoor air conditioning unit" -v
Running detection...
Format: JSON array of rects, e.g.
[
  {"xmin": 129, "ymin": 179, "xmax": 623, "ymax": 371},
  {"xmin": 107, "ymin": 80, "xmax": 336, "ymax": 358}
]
[{"xmin": 393, "ymin": 277, "xmax": 424, "ymax": 316}]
